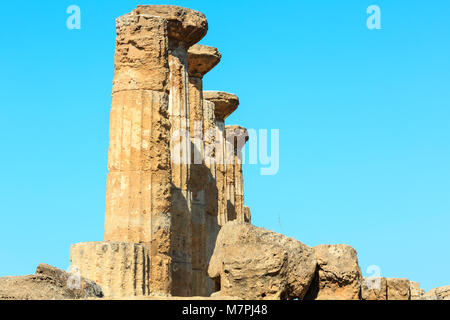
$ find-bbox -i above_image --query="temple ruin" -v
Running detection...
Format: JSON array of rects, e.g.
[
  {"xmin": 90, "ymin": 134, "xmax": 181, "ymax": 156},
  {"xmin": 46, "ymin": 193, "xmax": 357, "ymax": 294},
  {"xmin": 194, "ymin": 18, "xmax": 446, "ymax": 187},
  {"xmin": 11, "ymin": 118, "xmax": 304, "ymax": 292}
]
[
  {"xmin": 70, "ymin": 5, "xmax": 250, "ymax": 298},
  {"xmin": 64, "ymin": 5, "xmax": 436, "ymax": 301}
]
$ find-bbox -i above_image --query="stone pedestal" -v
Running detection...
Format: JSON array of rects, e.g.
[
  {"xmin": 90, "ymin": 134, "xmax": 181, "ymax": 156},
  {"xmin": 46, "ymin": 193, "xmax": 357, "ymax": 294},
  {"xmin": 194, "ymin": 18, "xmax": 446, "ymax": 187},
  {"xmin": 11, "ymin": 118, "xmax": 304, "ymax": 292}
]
[{"xmin": 70, "ymin": 242, "xmax": 151, "ymax": 298}]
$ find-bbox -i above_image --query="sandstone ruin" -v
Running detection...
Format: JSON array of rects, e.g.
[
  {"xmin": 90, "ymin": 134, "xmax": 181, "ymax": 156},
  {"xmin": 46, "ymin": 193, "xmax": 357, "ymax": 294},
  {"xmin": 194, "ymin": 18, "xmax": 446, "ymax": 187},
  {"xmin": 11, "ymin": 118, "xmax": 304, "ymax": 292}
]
[{"xmin": 0, "ymin": 4, "xmax": 447, "ymax": 301}]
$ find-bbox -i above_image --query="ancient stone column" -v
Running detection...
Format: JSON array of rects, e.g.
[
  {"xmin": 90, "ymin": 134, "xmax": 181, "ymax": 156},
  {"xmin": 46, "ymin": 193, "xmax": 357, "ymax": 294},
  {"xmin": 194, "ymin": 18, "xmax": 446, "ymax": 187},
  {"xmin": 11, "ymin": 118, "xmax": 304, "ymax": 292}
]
[
  {"xmin": 133, "ymin": 5, "xmax": 208, "ymax": 297},
  {"xmin": 203, "ymin": 98, "xmax": 221, "ymax": 296},
  {"xmin": 104, "ymin": 5, "xmax": 208, "ymax": 296},
  {"xmin": 225, "ymin": 125, "xmax": 249, "ymax": 223},
  {"xmin": 187, "ymin": 45, "xmax": 221, "ymax": 296},
  {"xmin": 203, "ymin": 91, "xmax": 239, "ymax": 226},
  {"xmin": 104, "ymin": 11, "xmax": 173, "ymax": 295}
]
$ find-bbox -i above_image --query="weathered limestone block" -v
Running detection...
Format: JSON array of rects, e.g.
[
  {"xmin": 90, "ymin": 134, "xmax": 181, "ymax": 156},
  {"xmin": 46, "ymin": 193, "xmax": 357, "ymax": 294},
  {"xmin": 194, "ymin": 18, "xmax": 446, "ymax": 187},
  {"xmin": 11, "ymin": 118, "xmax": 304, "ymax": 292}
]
[
  {"xmin": 208, "ymin": 221, "xmax": 316, "ymax": 300},
  {"xmin": 225, "ymin": 125, "xmax": 249, "ymax": 223},
  {"xmin": 0, "ymin": 264, "xmax": 103, "ymax": 300},
  {"xmin": 305, "ymin": 244, "xmax": 362, "ymax": 300},
  {"xmin": 187, "ymin": 44, "xmax": 221, "ymax": 297},
  {"xmin": 70, "ymin": 242, "xmax": 151, "ymax": 298},
  {"xmin": 422, "ymin": 286, "xmax": 450, "ymax": 300},
  {"xmin": 105, "ymin": 9, "xmax": 173, "ymax": 295},
  {"xmin": 361, "ymin": 277, "xmax": 387, "ymax": 300},
  {"xmin": 204, "ymin": 91, "xmax": 239, "ymax": 226},
  {"xmin": 386, "ymin": 278, "xmax": 410, "ymax": 300},
  {"xmin": 409, "ymin": 281, "xmax": 425, "ymax": 300}
]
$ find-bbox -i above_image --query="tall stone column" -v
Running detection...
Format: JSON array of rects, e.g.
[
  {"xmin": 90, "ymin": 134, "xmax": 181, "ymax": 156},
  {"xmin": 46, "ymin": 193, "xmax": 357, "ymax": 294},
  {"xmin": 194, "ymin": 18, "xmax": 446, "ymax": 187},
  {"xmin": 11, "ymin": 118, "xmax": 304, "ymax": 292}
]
[
  {"xmin": 134, "ymin": 5, "xmax": 208, "ymax": 297},
  {"xmin": 187, "ymin": 45, "xmax": 221, "ymax": 296},
  {"xmin": 104, "ymin": 11, "xmax": 173, "ymax": 295},
  {"xmin": 225, "ymin": 125, "xmax": 249, "ymax": 223},
  {"xmin": 203, "ymin": 91, "xmax": 239, "ymax": 226},
  {"xmin": 104, "ymin": 5, "xmax": 208, "ymax": 296},
  {"xmin": 202, "ymin": 98, "xmax": 221, "ymax": 296}
]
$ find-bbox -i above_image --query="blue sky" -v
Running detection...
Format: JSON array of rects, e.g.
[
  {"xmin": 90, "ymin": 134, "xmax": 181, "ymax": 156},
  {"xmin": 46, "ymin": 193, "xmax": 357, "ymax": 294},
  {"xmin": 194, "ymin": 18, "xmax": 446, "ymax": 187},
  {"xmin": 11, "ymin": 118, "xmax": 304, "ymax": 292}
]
[{"xmin": 0, "ymin": 1, "xmax": 449, "ymax": 292}]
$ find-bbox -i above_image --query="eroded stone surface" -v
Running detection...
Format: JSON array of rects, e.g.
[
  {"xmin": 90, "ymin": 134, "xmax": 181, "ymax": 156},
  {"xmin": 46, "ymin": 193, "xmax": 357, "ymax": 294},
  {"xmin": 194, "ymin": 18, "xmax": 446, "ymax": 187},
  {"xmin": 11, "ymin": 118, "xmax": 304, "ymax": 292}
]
[
  {"xmin": 361, "ymin": 277, "xmax": 387, "ymax": 300},
  {"xmin": 71, "ymin": 242, "xmax": 152, "ymax": 298},
  {"xmin": 305, "ymin": 244, "xmax": 362, "ymax": 300},
  {"xmin": 409, "ymin": 281, "xmax": 425, "ymax": 300},
  {"xmin": 134, "ymin": 5, "xmax": 208, "ymax": 47},
  {"xmin": 422, "ymin": 286, "xmax": 450, "ymax": 300},
  {"xmin": 204, "ymin": 91, "xmax": 239, "ymax": 120},
  {"xmin": 0, "ymin": 264, "xmax": 103, "ymax": 300},
  {"xmin": 386, "ymin": 278, "xmax": 410, "ymax": 300},
  {"xmin": 208, "ymin": 221, "xmax": 316, "ymax": 300},
  {"xmin": 188, "ymin": 44, "xmax": 221, "ymax": 78}
]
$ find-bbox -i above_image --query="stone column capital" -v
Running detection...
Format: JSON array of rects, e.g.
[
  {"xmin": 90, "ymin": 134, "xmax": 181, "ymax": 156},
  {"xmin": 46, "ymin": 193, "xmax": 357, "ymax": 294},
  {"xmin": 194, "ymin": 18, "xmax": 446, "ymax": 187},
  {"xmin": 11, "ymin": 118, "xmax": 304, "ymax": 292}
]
[
  {"xmin": 188, "ymin": 45, "xmax": 221, "ymax": 78},
  {"xmin": 204, "ymin": 91, "xmax": 239, "ymax": 120},
  {"xmin": 133, "ymin": 5, "xmax": 208, "ymax": 48},
  {"xmin": 225, "ymin": 125, "xmax": 249, "ymax": 151}
]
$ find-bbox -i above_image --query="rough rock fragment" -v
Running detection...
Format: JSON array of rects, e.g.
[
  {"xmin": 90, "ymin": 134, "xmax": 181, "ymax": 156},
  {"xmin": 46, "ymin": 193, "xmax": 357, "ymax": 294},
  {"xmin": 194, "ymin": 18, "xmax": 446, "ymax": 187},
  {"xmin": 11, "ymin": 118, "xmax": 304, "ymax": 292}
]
[
  {"xmin": 208, "ymin": 221, "xmax": 316, "ymax": 300},
  {"xmin": 305, "ymin": 244, "xmax": 362, "ymax": 300},
  {"xmin": 422, "ymin": 286, "xmax": 450, "ymax": 300},
  {"xmin": 386, "ymin": 278, "xmax": 410, "ymax": 300},
  {"xmin": 0, "ymin": 264, "xmax": 103, "ymax": 300},
  {"xmin": 361, "ymin": 277, "xmax": 387, "ymax": 300}
]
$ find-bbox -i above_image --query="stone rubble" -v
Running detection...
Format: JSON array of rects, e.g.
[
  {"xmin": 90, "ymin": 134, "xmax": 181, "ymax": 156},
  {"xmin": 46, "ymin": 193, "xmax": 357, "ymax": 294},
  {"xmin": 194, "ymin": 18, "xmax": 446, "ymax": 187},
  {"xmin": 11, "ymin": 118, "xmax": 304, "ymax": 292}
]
[
  {"xmin": 208, "ymin": 221, "xmax": 316, "ymax": 300},
  {"xmin": 0, "ymin": 264, "xmax": 103, "ymax": 300}
]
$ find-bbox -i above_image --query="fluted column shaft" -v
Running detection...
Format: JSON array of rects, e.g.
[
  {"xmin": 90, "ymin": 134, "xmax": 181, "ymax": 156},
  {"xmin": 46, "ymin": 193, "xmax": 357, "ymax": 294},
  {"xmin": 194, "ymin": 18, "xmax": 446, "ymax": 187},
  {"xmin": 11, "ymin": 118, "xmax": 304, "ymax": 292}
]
[
  {"xmin": 203, "ymin": 99, "xmax": 220, "ymax": 296},
  {"xmin": 225, "ymin": 125, "xmax": 249, "ymax": 223},
  {"xmin": 167, "ymin": 41, "xmax": 193, "ymax": 297},
  {"xmin": 104, "ymin": 13, "xmax": 172, "ymax": 295}
]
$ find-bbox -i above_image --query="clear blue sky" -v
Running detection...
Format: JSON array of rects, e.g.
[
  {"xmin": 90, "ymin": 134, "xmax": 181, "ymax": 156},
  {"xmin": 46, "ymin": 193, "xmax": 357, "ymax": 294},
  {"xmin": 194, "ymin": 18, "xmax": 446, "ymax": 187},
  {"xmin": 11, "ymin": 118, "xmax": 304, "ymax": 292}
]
[{"xmin": 0, "ymin": 1, "xmax": 449, "ymax": 292}]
